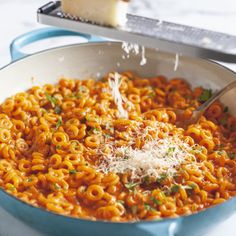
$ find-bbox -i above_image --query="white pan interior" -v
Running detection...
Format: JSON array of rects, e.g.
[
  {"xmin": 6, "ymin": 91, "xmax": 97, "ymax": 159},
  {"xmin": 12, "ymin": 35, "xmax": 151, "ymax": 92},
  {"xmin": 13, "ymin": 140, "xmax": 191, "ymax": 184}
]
[{"xmin": 0, "ymin": 42, "xmax": 236, "ymax": 114}]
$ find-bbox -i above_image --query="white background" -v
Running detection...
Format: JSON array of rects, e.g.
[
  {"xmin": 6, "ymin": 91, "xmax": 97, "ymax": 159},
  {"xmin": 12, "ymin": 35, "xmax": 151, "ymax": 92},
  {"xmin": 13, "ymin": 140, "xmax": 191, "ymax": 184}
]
[{"xmin": 0, "ymin": 0, "xmax": 235, "ymax": 236}]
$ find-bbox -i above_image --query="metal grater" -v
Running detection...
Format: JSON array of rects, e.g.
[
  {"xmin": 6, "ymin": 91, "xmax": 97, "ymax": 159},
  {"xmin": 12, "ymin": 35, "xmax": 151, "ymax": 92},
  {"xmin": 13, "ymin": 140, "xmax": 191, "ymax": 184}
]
[{"xmin": 37, "ymin": 1, "xmax": 236, "ymax": 63}]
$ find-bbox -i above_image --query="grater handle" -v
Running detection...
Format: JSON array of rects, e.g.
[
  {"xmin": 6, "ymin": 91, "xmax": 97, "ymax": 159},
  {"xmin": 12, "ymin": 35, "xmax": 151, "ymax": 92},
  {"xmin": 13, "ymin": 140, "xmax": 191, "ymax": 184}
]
[{"xmin": 10, "ymin": 27, "xmax": 101, "ymax": 61}]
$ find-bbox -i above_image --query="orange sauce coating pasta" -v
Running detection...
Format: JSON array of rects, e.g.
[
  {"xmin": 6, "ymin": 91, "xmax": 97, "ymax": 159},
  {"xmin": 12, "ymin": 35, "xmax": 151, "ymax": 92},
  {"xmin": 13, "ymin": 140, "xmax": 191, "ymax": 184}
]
[{"xmin": 0, "ymin": 72, "xmax": 235, "ymax": 222}]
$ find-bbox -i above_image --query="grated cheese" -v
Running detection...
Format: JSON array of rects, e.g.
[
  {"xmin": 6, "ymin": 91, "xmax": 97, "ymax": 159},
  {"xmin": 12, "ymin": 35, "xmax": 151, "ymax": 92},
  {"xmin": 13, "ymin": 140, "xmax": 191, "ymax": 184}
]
[
  {"xmin": 174, "ymin": 53, "xmax": 179, "ymax": 71},
  {"xmin": 98, "ymin": 121, "xmax": 197, "ymax": 181},
  {"xmin": 121, "ymin": 42, "xmax": 147, "ymax": 66},
  {"xmin": 140, "ymin": 46, "xmax": 147, "ymax": 66},
  {"xmin": 122, "ymin": 42, "xmax": 140, "ymax": 56},
  {"xmin": 108, "ymin": 72, "xmax": 128, "ymax": 119}
]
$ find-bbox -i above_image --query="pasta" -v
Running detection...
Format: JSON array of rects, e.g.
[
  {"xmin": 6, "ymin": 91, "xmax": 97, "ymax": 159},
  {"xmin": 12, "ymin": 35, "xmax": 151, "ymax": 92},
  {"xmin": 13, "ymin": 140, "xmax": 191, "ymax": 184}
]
[{"xmin": 0, "ymin": 72, "xmax": 235, "ymax": 222}]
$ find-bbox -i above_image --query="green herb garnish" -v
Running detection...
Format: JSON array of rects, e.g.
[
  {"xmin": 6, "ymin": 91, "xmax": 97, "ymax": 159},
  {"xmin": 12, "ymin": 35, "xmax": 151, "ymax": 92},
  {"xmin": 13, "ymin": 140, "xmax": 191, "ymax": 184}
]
[
  {"xmin": 184, "ymin": 184, "xmax": 196, "ymax": 190},
  {"xmin": 54, "ymin": 183, "xmax": 61, "ymax": 190},
  {"xmin": 148, "ymin": 92, "xmax": 156, "ymax": 98},
  {"xmin": 189, "ymin": 183, "xmax": 197, "ymax": 190},
  {"xmin": 171, "ymin": 184, "xmax": 180, "ymax": 194},
  {"xmin": 167, "ymin": 147, "xmax": 175, "ymax": 154},
  {"xmin": 56, "ymin": 145, "xmax": 61, "ymax": 150},
  {"xmin": 54, "ymin": 106, "xmax": 62, "ymax": 114},
  {"xmin": 104, "ymin": 133, "xmax": 111, "ymax": 139},
  {"xmin": 143, "ymin": 176, "xmax": 150, "ymax": 184},
  {"xmin": 69, "ymin": 170, "xmax": 77, "ymax": 175},
  {"xmin": 156, "ymin": 173, "xmax": 168, "ymax": 184},
  {"xmin": 151, "ymin": 196, "xmax": 162, "ymax": 206},
  {"xmin": 198, "ymin": 89, "xmax": 212, "ymax": 102},
  {"xmin": 56, "ymin": 117, "xmax": 62, "ymax": 129},
  {"xmin": 125, "ymin": 182, "xmax": 139, "ymax": 191},
  {"xmin": 217, "ymin": 150, "xmax": 225, "ymax": 155},
  {"xmin": 27, "ymin": 178, "xmax": 33, "ymax": 182},
  {"xmin": 184, "ymin": 184, "xmax": 197, "ymax": 195},
  {"xmin": 45, "ymin": 93, "xmax": 57, "ymax": 107},
  {"xmin": 144, "ymin": 203, "xmax": 156, "ymax": 212},
  {"xmin": 92, "ymin": 127, "xmax": 101, "ymax": 134}
]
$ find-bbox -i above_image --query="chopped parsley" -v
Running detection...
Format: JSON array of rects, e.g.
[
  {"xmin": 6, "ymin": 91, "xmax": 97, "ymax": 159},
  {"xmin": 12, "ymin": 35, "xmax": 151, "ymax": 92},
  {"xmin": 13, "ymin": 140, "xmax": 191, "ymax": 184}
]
[
  {"xmin": 184, "ymin": 184, "xmax": 197, "ymax": 195},
  {"xmin": 45, "ymin": 93, "xmax": 62, "ymax": 114},
  {"xmin": 143, "ymin": 176, "xmax": 150, "ymax": 184},
  {"xmin": 198, "ymin": 89, "xmax": 212, "ymax": 102},
  {"xmin": 144, "ymin": 203, "xmax": 156, "ymax": 212},
  {"xmin": 171, "ymin": 184, "xmax": 180, "ymax": 194},
  {"xmin": 151, "ymin": 196, "xmax": 162, "ymax": 206},
  {"xmin": 167, "ymin": 147, "xmax": 175, "ymax": 154},
  {"xmin": 69, "ymin": 170, "xmax": 77, "ymax": 175},
  {"xmin": 156, "ymin": 173, "xmax": 168, "ymax": 184},
  {"xmin": 56, "ymin": 145, "xmax": 61, "ymax": 150},
  {"xmin": 45, "ymin": 93, "xmax": 57, "ymax": 107},
  {"xmin": 184, "ymin": 184, "xmax": 196, "ymax": 191},
  {"xmin": 189, "ymin": 183, "xmax": 197, "ymax": 190},
  {"xmin": 125, "ymin": 182, "xmax": 139, "ymax": 191},
  {"xmin": 92, "ymin": 127, "xmax": 101, "ymax": 134},
  {"xmin": 104, "ymin": 133, "xmax": 111, "ymax": 139},
  {"xmin": 54, "ymin": 106, "xmax": 62, "ymax": 114},
  {"xmin": 27, "ymin": 178, "xmax": 33, "ymax": 182},
  {"xmin": 54, "ymin": 183, "xmax": 61, "ymax": 190},
  {"xmin": 56, "ymin": 117, "xmax": 62, "ymax": 129},
  {"xmin": 148, "ymin": 92, "xmax": 156, "ymax": 98},
  {"xmin": 217, "ymin": 150, "xmax": 225, "ymax": 155}
]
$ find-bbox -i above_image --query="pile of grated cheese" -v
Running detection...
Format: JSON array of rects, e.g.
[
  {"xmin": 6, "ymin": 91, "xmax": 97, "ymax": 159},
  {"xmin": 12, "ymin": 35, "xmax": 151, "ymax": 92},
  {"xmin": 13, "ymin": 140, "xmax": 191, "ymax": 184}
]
[{"xmin": 97, "ymin": 121, "xmax": 196, "ymax": 181}]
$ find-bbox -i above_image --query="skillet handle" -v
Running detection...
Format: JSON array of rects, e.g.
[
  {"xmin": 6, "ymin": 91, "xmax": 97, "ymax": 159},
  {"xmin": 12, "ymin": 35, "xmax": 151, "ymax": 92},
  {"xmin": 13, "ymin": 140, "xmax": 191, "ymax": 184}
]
[{"xmin": 10, "ymin": 27, "xmax": 102, "ymax": 61}]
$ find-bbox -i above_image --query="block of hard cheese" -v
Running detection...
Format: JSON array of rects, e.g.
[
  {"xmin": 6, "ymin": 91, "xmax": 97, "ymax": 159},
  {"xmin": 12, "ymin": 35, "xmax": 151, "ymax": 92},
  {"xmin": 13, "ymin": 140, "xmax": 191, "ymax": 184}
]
[{"xmin": 61, "ymin": 0, "xmax": 129, "ymax": 27}]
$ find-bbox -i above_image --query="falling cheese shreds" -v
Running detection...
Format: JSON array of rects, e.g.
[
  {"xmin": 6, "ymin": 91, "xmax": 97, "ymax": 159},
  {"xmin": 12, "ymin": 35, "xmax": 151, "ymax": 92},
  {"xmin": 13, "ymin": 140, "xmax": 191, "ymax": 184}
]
[
  {"xmin": 174, "ymin": 53, "xmax": 179, "ymax": 71},
  {"xmin": 140, "ymin": 46, "xmax": 147, "ymax": 66},
  {"xmin": 108, "ymin": 72, "xmax": 128, "ymax": 119},
  {"xmin": 122, "ymin": 42, "xmax": 140, "ymax": 56},
  {"xmin": 121, "ymin": 42, "xmax": 147, "ymax": 66},
  {"xmin": 97, "ymin": 121, "xmax": 197, "ymax": 181}
]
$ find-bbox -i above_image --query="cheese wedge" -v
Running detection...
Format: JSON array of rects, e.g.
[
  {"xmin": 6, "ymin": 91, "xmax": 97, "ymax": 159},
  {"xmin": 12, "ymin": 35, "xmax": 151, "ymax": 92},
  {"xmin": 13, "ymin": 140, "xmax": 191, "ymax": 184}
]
[{"xmin": 61, "ymin": 0, "xmax": 129, "ymax": 27}]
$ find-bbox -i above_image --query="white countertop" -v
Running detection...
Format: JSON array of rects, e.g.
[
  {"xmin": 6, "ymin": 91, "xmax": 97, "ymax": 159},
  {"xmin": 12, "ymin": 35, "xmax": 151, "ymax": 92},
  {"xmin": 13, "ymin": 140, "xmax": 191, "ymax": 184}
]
[{"xmin": 0, "ymin": 0, "xmax": 236, "ymax": 236}]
